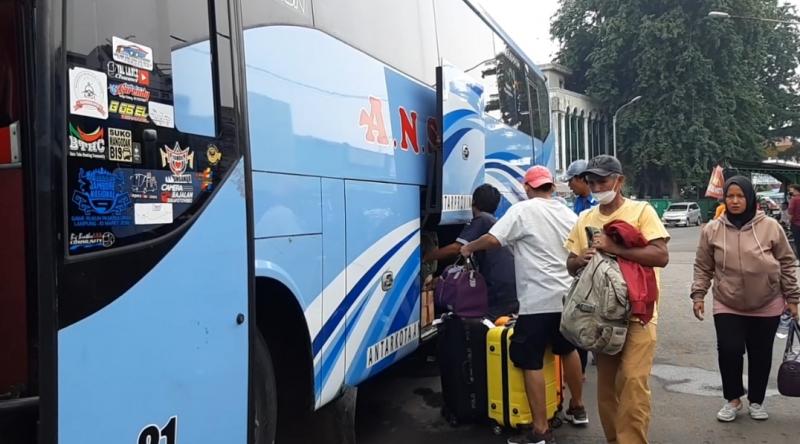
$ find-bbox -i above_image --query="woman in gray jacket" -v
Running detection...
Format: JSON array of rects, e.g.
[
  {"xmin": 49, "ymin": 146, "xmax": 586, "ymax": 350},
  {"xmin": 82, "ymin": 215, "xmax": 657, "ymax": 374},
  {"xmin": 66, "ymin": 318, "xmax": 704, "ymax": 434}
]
[{"xmin": 691, "ymin": 176, "xmax": 799, "ymax": 423}]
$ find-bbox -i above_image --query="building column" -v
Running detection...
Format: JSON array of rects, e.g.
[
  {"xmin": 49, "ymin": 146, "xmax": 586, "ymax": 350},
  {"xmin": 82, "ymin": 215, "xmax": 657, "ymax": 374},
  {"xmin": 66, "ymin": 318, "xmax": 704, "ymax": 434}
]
[
  {"xmin": 558, "ymin": 112, "xmax": 567, "ymax": 172},
  {"xmin": 604, "ymin": 120, "xmax": 610, "ymax": 155},
  {"xmin": 583, "ymin": 112, "xmax": 590, "ymax": 160}
]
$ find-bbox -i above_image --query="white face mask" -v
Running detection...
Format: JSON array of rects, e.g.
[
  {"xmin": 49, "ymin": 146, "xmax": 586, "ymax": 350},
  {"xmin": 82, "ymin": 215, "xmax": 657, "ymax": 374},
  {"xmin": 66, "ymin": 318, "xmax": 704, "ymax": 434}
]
[{"xmin": 592, "ymin": 190, "xmax": 617, "ymax": 205}]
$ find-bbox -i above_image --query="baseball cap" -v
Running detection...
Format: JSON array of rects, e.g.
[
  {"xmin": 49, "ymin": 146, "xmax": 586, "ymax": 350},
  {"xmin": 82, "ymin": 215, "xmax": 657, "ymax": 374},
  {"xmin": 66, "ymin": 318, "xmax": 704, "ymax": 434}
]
[
  {"xmin": 522, "ymin": 165, "xmax": 554, "ymax": 188},
  {"xmin": 584, "ymin": 155, "xmax": 623, "ymax": 177},
  {"xmin": 564, "ymin": 159, "xmax": 589, "ymax": 180}
]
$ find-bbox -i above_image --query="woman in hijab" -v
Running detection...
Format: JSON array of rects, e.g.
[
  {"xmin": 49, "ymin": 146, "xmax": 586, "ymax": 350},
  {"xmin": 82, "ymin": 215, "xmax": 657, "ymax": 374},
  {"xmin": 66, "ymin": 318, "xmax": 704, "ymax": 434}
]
[{"xmin": 691, "ymin": 176, "xmax": 799, "ymax": 422}]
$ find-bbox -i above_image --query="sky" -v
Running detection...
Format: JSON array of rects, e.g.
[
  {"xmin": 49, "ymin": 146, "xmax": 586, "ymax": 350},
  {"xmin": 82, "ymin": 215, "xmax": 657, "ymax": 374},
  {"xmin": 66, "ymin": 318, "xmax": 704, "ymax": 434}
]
[{"xmin": 477, "ymin": 0, "xmax": 800, "ymax": 65}]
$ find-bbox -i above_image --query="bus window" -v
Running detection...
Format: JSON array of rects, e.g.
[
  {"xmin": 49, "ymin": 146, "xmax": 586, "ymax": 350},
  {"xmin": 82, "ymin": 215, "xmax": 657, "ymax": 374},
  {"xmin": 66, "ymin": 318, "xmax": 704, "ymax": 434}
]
[
  {"xmin": 314, "ymin": 0, "xmax": 438, "ymax": 85},
  {"xmin": 64, "ymin": 0, "xmax": 235, "ymax": 255},
  {"xmin": 435, "ymin": 0, "xmax": 496, "ymax": 87},
  {"xmin": 494, "ymin": 47, "xmax": 531, "ymax": 136}
]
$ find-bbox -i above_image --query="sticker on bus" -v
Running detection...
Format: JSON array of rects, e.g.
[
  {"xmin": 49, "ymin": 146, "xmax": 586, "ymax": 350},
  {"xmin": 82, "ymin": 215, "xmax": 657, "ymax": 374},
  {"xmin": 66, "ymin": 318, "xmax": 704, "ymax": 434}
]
[
  {"xmin": 149, "ymin": 102, "xmax": 175, "ymax": 128},
  {"xmin": 68, "ymin": 123, "xmax": 106, "ymax": 160},
  {"xmin": 135, "ymin": 203, "xmax": 174, "ymax": 225},
  {"xmin": 108, "ymin": 82, "xmax": 150, "ymax": 103},
  {"xmin": 106, "ymin": 61, "xmax": 150, "ymax": 86},
  {"xmin": 112, "ymin": 36, "xmax": 154, "ymax": 71},
  {"xmin": 109, "ymin": 100, "xmax": 149, "ymax": 123},
  {"xmin": 107, "ymin": 127, "xmax": 141, "ymax": 163},
  {"xmin": 69, "ymin": 66, "xmax": 108, "ymax": 120},
  {"xmin": 365, "ymin": 322, "xmax": 419, "ymax": 368},
  {"xmin": 70, "ymin": 167, "xmax": 132, "ymax": 227},
  {"xmin": 68, "ymin": 232, "xmax": 116, "ymax": 252},
  {"xmin": 130, "ymin": 172, "xmax": 158, "ymax": 200}
]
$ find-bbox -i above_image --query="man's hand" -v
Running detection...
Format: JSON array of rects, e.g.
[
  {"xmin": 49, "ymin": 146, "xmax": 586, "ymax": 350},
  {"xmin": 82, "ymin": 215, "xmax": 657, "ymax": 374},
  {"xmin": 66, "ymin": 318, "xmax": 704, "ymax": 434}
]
[
  {"xmin": 592, "ymin": 232, "xmax": 618, "ymax": 255},
  {"xmin": 460, "ymin": 244, "xmax": 473, "ymax": 258},
  {"xmin": 693, "ymin": 300, "xmax": 705, "ymax": 321},
  {"xmin": 788, "ymin": 302, "xmax": 799, "ymax": 320},
  {"xmin": 577, "ymin": 248, "xmax": 597, "ymax": 268}
]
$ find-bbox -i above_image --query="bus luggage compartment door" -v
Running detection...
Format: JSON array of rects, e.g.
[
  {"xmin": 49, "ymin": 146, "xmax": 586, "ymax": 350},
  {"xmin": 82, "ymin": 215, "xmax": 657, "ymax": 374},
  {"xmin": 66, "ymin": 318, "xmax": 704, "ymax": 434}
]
[{"xmin": 436, "ymin": 62, "xmax": 486, "ymax": 226}]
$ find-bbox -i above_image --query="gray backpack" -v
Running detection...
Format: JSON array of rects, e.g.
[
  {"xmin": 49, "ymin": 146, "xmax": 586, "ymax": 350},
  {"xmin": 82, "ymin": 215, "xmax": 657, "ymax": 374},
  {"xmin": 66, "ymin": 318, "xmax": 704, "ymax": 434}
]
[{"xmin": 560, "ymin": 251, "xmax": 630, "ymax": 355}]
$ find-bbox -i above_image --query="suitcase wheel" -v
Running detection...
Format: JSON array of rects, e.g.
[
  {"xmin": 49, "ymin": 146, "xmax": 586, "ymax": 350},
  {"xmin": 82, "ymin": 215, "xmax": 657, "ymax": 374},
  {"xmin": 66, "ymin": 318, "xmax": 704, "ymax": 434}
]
[
  {"xmin": 491, "ymin": 422, "xmax": 503, "ymax": 436},
  {"xmin": 549, "ymin": 416, "xmax": 563, "ymax": 429}
]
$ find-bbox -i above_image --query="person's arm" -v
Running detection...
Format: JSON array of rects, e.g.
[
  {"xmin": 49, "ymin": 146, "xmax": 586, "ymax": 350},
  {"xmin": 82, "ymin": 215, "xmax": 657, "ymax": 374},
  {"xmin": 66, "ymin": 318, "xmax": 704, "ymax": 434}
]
[
  {"xmin": 592, "ymin": 234, "xmax": 669, "ymax": 268},
  {"xmin": 690, "ymin": 225, "xmax": 715, "ymax": 300},
  {"xmin": 423, "ymin": 242, "xmax": 461, "ymax": 262},
  {"xmin": 460, "ymin": 233, "xmax": 501, "ymax": 257}
]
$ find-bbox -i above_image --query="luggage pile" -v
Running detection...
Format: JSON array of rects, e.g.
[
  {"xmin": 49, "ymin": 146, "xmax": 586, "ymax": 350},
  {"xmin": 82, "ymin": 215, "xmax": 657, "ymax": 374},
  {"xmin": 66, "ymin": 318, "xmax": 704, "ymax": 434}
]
[{"xmin": 435, "ymin": 261, "xmax": 565, "ymax": 433}]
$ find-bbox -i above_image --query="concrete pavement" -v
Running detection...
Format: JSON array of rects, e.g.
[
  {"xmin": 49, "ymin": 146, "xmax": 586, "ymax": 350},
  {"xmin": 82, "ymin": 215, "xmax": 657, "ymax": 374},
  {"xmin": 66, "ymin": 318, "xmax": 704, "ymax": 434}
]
[{"xmin": 356, "ymin": 225, "xmax": 800, "ymax": 443}]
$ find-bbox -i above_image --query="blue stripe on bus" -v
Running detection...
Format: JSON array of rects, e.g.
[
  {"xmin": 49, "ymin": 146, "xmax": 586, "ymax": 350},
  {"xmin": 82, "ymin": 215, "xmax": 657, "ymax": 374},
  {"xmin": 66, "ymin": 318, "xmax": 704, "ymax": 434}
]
[
  {"xmin": 311, "ymin": 228, "xmax": 419, "ymax": 356},
  {"xmin": 443, "ymin": 108, "xmax": 477, "ymax": 131},
  {"xmin": 485, "ymin": 161, "xmax": 523, "ymax": 180},
  {"xmin": 443, "ymin": 127, "xmax": 473, "ymax": 163}
]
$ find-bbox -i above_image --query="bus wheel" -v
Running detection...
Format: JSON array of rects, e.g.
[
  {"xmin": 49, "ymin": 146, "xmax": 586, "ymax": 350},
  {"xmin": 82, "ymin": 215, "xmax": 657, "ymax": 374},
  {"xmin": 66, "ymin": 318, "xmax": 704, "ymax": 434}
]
[{"xmin": 253, "ymin": 332, "xmax": 278, "ymax": 444}]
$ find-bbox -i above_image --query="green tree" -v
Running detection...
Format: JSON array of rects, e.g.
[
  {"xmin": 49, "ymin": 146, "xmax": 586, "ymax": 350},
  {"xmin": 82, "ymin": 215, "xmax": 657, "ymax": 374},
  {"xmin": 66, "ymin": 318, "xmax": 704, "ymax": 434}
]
[{"xmin": 552, "ymin": 0, "xmax": 800, "ymax": 197}]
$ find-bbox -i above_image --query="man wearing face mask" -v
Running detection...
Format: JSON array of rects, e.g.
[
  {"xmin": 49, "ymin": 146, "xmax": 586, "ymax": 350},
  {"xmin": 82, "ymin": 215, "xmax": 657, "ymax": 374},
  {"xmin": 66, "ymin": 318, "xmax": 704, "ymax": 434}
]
[{"xmin": 565, "ymin": 155, "xmax": 670, "ymax": 444}]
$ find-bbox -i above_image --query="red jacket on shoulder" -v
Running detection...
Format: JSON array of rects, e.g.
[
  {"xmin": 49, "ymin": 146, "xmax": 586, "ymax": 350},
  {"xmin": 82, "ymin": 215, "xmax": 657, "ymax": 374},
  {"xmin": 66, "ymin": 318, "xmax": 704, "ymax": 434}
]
[{"xmin": 604, "ymin": 220, "xmax": 658, "ymax": 324}]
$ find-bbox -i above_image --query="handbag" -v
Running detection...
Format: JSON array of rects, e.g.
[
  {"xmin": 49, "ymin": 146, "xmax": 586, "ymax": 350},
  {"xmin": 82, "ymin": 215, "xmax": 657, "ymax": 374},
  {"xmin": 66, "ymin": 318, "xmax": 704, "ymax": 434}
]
[
  {"xmin": 435, "ymin": 256, "xmax": 488, "ymax": 318},
  {"xmin": 778, "ymin": 318, "xmax": 800, "ymax": 397}
]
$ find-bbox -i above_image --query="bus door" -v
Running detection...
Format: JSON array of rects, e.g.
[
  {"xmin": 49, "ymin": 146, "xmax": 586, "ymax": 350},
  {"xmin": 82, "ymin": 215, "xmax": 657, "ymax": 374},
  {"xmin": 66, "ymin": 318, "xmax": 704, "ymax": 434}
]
[
  {"xmin": 38, "ymin": 1, "xmax": 252, "ymax": 443},
  {"xmin": 435, "ymin": 62, "xmax": 486, "ymax": 226}
]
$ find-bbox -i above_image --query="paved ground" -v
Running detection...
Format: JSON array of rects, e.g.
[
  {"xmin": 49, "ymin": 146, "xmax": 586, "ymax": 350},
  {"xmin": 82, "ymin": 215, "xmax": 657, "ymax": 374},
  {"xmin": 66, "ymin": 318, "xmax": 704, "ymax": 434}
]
[{"xmin": 356, "ymin": 225, "xmax": 800, "ymax": 443}]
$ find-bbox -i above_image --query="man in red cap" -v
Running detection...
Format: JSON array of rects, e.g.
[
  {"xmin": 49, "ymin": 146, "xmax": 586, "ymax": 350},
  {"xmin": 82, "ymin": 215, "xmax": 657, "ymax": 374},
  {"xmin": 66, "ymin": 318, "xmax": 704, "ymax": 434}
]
[{"xmin": 461, "ymin": 165, "xmax": 588, "ymax": 444}]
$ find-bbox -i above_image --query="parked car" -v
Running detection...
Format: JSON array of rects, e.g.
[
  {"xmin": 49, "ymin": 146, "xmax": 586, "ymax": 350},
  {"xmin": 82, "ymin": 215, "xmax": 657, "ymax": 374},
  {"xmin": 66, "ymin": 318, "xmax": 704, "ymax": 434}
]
[{"xmin": 662, "ymin": 202, "xmax": 703, "ymax": 227}]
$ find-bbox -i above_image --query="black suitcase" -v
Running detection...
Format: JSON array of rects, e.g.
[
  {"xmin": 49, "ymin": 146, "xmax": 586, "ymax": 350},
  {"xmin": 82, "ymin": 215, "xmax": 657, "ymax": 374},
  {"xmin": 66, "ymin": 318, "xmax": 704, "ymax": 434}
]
[{"xmin": 437, "ymin": 314, "xmax": 489, "ymax": 425}]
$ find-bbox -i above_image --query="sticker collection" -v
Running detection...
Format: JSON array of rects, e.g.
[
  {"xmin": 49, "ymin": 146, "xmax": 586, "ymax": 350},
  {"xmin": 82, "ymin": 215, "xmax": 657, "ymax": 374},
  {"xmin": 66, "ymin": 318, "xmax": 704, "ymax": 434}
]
[{"xmin": 67, "ymin": 35, "xmax": 217, "ymax": 254}]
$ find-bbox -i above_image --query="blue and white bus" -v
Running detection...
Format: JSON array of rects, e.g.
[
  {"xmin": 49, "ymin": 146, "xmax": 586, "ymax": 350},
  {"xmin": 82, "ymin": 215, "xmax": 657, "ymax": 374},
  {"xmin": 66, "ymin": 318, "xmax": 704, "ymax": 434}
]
[{"xmin": 0, "ymin": 0, "xmax": 553, "ymax": 442}]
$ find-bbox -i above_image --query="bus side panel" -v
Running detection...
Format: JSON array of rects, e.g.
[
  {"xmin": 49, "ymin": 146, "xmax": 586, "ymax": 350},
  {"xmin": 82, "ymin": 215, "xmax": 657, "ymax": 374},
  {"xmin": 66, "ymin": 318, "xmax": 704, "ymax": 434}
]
[
  {"xmin": 58, "ymin": 163, "xmax": 249, "ymax": 444},
  {"xmin": 484, "ymin": 118, "xmax": 534, "ymax": 217},
  {"xmin": 343, "ymin": 181, "xmax": 420, "ymax": 386},
  {"xmin": 317, "ymin": 178, "xmax": 347, "ymax": 408},
  {"xmin": 244, "ymin": 25, "xmax": 429, "ymax": 185},
  {"xmin": 313, "ymin": 181, "xmax": 421, "ymax": 400}
]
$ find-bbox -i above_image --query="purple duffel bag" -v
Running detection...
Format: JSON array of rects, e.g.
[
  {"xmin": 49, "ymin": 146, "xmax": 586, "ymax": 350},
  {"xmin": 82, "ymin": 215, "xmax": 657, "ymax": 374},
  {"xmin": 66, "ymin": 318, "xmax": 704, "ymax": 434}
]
[
  {"xmin": 778, "ymin": 319, "xmax": 800, "ymax": 397},
  {"xmin": 435, "ymin": 257, "xmax": 488, "ymax": 318}
]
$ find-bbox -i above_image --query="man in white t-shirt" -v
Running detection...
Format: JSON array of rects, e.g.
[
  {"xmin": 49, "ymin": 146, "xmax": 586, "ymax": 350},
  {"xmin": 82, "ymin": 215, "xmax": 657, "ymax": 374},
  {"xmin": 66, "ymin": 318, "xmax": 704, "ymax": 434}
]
[{"xmin": 460, "ymin": 166, "xmax": 587, "ymax": 444}]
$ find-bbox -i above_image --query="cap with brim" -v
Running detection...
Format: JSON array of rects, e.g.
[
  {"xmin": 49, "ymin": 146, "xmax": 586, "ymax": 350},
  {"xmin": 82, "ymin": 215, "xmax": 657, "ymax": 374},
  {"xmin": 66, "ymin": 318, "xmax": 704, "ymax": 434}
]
[
  {"xmin": 583, "ymin": 155, "xmax": 623, "ymax": 177},
  {"xmin": 522, "ymin": 165, "xmax": 554, "ymax": 189}
]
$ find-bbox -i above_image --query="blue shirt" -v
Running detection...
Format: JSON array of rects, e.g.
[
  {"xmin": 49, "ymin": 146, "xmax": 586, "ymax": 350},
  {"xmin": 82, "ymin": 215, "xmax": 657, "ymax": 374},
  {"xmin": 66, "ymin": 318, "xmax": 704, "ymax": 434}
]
[{"xmin": 573, "ymin": 194, "xmax": 597, "ymax": 215}]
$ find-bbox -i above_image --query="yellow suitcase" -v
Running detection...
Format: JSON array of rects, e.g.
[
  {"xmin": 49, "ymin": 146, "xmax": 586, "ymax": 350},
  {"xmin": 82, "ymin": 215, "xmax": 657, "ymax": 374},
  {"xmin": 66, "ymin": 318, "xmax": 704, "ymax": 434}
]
[{"xmin": 486, "ymin": 324, "xmax": 563, "ymax": 434}]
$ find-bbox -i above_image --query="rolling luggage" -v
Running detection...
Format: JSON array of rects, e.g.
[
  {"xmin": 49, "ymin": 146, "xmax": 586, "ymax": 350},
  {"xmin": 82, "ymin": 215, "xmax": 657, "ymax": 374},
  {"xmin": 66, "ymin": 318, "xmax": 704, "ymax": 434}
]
[
  {"xmin": 437, "ymin": 314, "xmax": 489, "ymax": 425},
  {"xmin": 486, "ymin": 324, "xmax": 563, "ymax": 434}
]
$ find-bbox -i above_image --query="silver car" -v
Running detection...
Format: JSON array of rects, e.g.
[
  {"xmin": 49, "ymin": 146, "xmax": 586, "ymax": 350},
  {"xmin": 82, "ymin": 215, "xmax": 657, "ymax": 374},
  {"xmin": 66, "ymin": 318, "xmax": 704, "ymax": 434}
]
[{"xmin": 662, "ymin": 202, "xmax": 702, "ymax": 227}]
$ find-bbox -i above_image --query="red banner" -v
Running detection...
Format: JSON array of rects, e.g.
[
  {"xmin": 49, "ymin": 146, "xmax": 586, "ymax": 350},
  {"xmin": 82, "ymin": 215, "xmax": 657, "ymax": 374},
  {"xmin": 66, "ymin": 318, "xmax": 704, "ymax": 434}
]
[{"xmin": 705, "ymin": 165, "xmax": 725, "ymax": 199}]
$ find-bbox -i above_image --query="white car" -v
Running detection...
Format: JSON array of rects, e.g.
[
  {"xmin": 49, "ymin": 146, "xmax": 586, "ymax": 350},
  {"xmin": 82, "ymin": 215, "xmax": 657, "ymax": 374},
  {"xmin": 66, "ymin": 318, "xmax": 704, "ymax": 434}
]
[{"xmin": 662, "ymin": 202, "xmax": 703, "ymax": 227}]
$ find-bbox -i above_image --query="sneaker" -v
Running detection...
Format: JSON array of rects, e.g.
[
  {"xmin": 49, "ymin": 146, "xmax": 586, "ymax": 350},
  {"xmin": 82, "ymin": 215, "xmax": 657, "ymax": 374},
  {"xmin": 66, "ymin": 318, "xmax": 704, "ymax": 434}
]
[
  {"xmin": 748, "ymin": 403, "xmax": 769, "ymax": 420},
  {"xmin": 564, "ymin": 405, "xmax": 589, "ymax": 426},
  {"xmin": 717, "ymin": 401, "xmax": 742, "ymax": 422},
  {"xmin": 507, "ymin": 429, "xmax": 555, "ymax": 444}
]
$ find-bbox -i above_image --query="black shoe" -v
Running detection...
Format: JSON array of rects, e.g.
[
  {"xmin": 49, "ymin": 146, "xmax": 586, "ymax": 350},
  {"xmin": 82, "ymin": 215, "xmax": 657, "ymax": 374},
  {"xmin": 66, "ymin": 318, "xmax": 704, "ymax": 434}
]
[
  {"xmin": 506, "ymin": 429, "xmax": 555, "ymax": 444},
  {"xmin": 564, "ymin": 405, "xmax": 589, "ymax": 426}
]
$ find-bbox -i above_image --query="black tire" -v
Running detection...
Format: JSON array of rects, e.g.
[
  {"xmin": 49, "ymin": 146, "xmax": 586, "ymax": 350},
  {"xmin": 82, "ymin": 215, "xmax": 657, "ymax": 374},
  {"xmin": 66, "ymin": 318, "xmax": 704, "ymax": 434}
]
[{"xmin": 252, "ymin": 332, "xmax": 278, "ymax": 444}]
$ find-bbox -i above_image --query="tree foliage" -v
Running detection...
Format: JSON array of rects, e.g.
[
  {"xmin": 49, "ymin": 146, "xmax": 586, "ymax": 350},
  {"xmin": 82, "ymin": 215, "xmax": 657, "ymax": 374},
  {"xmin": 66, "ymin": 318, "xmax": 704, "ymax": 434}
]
[{"xmin": 552, "ymin": 0, "xmax": 800, "ymax": 197}]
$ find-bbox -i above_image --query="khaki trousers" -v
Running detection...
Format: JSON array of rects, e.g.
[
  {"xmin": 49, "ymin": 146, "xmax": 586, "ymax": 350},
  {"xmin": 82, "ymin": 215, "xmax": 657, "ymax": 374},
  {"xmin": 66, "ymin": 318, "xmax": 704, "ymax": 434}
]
[{"xmin": 596, "ymin": 322, "xmax": 657, "ymax": 444}]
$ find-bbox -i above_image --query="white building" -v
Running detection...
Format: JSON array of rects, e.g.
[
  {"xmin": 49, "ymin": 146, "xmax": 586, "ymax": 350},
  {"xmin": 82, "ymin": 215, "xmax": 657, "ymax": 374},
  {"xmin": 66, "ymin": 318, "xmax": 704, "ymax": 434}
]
[{"xmin": 540, "ymin": 63, "xmax": 610, "ymax": 177}]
